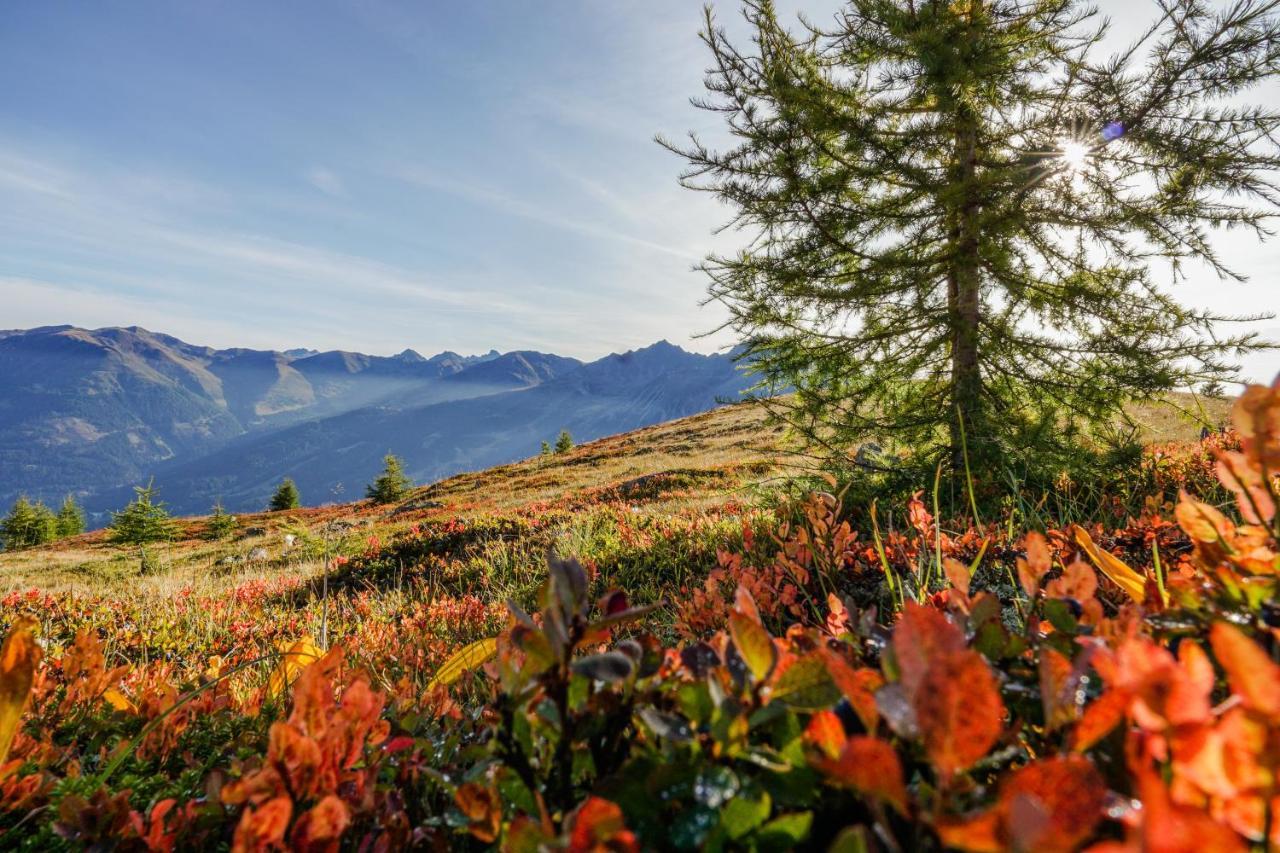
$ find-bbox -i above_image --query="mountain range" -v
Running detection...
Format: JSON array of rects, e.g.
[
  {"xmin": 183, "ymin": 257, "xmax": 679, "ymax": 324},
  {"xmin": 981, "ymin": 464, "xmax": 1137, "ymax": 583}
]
[{"xmin": 0, "ymin": 326, "xmax": 753, "ymax": 521}]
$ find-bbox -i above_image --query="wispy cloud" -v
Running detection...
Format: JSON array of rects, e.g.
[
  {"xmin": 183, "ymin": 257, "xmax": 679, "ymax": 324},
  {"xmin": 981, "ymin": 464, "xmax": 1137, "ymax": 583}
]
[
  {"xmin": 305, "ymin": 166, "xmax": 345, "ymax": 197},
  {"xmin": 393, "ymin": 165, "xmax": 705, "ymax": 262}
]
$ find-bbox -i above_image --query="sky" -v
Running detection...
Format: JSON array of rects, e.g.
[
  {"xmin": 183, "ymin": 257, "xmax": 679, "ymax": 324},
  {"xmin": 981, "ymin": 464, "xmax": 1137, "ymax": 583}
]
[{"xmin": 1, "ymin": 1, "xmax": 1278, "ymax": 379}]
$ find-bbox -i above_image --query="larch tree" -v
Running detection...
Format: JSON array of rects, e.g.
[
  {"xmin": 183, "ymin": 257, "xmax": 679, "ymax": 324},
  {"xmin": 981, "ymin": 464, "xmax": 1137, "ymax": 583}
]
[{"xmin": 663, "ymin": 0, "xmax": 1280, "ymax": 475}]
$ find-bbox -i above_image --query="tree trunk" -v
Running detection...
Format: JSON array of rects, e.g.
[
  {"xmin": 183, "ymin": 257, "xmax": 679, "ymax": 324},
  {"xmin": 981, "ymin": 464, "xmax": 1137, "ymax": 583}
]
[{"xmin": 946, "ymin": 3, "xmax": 986, "ymax": 475}]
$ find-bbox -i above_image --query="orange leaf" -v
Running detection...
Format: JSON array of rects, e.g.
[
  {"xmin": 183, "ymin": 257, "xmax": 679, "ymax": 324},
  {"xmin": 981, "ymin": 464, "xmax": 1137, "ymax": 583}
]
[
  {"xmin": 1017, "ymin": 532, "xmax": 1052, "ymax": 598},
  {"xmin": 1038, "ymin": 648, "xmax": 1079, "ymax": 730},
  {"xmin": 938, "ymin": 756, "xmax": 1106, "ymax": 853},
  {"xmin": 1210, "ymin": 623, "xmax": 1280, "ymax": 718},
  {"xmin": 1000, "ymin": 756, "xmax": 1106, "ymax": 853},
  {"xmin": 455, "ymin": 782, "xmax": 501, "ymax": 843},
  {"xmin": 803, "ymin": 710, "xmax": 846, "ymax": 760},
  {"xmin": 232, "ymin": 796, "xmax": 292, "ymax": 853},
  {"xmin": 943, "ymin": 557, "xmax": 971, "ymax": 598},
  {"xmin": 1233, "ymin": 377, "xmax": 1280, "ymax": 471},
  {"xmin": 1176, "ymin": 493, "xmax": 1233, "ymax": 544},
  {"xmin": 1072, "ymin": 689, "xmax": 1128, "ymax": 752},
  {"xmin": 291, "ymin": 795, "xmax": 350, "ymax": 851},
  {"xmin": 823, "ymin": 650, "xmax": 883, "ymax": 732},
  {"xmin": 936, "ymin": 811, "xmax": 1002, "ymax": 853},
  {"xmin": 891, "ymin": 602, "xmax": 965, "ymax": 698},
  {"xmin": 1216, "ymin": 450, "xmax": 1276, "ymax": 524},
  {"xmin": 913, "ymin": 649, "xmax": 1004, "ymax": 778},
  {"xmin": 568, "ymin": 797, "xmax": 638, "ymax": 853},
  {"xmin": 0, "ymin": 617, "xmax": 41, "ymax": 766},
  {"xmin": 733, "ymin": 584, "xmax": 763, "ymax": 624},
  {"xmin": 815, "ymin": 735, "xmax": 909, "ymax": 814},
  {"xmin": 1072, "ymin": 526, "xmax": 1146, "ymax": 604},
  {"xmin": 1136, "ymin": 761, "xmax": 1247, "ymax": 853}
]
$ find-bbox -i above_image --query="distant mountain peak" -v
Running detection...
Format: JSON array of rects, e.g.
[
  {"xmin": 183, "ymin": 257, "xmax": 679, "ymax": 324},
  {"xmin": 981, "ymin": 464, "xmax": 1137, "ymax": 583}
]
[{"xmin": 394, "ymin": 348, "xmax": 427, "ymax": 363}]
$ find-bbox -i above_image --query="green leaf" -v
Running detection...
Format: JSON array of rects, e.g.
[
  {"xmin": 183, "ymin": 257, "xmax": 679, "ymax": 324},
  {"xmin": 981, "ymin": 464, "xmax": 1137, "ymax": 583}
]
[
  {"xmin": 771, "ymin": 652, "xmax": 840, "ymax": 710},
  {"xmin": 720, "ymin": 790, "xmax": 771, "ymax": 840},
  {"xmin": 757, "ymin": 811, "xmax": 813, "ymax": 851},
  {"xmin": 827, "ymin": 825, "xmax": 872, "ymax": 853},
  {"xmin": 1042, "ymin": 599, "xmax": 1078, "ymax": 635}
]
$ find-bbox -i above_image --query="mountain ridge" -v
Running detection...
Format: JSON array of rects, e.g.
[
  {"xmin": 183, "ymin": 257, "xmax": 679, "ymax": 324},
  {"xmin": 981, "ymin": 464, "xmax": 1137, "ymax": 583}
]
[{"xmin": 0, "ymin": 326, "xmax": 751, "ymax": 520}]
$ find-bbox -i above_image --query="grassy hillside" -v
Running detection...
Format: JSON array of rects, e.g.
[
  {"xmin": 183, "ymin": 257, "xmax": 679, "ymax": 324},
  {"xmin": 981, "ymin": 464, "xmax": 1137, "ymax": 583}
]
[
  {"xmin": 0, "ymin": 402, "xmax": 784, "ymax": 597},
  {"xmin": 2, "ymin": 391, "xmax": 1269, "ymax": 851},
  {"xmin": 0, "ymin": 394, "xmax": 1225, "ymax": 596}
]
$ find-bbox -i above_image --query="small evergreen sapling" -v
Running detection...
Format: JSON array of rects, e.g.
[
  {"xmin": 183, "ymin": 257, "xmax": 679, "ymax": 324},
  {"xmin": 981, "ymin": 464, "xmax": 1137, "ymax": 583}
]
[
  {"xmin": 554, "ymin": 430, "xmax": 574, "ymax": 454},
  {"xmin": 55, "ymin": 495, "xmax": 85, "ymax": 539},
  {"xmin": 207, "ymin": 501, "xmax": 238, "ymax": 540},
  {"xmin": 366, "ymin": 454, "xmax": 413, "ymax": 504},
  {"xmin": 268, "ymin": 478, "xmax": 301, "ymax": 512},
  {"xmin": 109, "ymin": 480, "xmax": 175, "ymax": 545}
]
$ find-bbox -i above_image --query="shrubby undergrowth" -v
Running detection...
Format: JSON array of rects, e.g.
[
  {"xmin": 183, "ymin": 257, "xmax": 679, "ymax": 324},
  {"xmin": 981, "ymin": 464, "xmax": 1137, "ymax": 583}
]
[{"xmin": 0, "ymin": 381, "xmax": 1278, "ymax": 850}]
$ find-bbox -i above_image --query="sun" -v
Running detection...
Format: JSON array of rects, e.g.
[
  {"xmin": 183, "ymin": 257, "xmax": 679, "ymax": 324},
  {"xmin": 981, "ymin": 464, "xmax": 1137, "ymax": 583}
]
[{"xmin": 1059, "ymin": 139, "xmax": 1091, "ymax": 172}]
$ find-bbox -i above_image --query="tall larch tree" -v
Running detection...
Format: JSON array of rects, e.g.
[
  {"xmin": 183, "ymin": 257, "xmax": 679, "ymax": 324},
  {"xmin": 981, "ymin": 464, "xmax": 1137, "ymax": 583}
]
[{"xmin": 664, "ymin": 0, "xmax": 1279, "ymax": 476}]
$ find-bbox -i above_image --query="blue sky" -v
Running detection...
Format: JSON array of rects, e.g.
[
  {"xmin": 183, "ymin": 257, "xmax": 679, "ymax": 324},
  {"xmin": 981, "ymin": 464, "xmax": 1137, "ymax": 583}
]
[{"xmin": 1, "ymin": 1, "xmax": 1277, "ymax": 378}]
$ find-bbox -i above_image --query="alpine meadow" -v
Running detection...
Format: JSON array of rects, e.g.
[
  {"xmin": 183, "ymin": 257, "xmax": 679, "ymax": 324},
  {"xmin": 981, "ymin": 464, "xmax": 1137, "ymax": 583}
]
[{"xmin": 2, "ymin": 2, "xmax": 1280, "ymax": 852}]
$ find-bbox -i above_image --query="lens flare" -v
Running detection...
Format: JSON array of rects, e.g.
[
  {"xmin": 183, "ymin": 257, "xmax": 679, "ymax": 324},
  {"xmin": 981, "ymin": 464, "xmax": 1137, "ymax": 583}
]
[{"xmin": 1059, "ymin": 140, "xmax": 1090, "ymax": 172}]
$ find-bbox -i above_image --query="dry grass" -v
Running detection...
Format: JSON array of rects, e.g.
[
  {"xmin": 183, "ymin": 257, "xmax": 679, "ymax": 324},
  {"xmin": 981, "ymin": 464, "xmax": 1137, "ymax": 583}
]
[{"xmin": 0, "ymin": 394, "xmax": 1226, "ymax": 597}]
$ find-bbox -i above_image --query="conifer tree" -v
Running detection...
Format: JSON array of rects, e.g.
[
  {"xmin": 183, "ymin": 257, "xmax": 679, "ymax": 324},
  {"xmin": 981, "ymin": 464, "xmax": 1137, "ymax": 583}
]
[
  {"xmin": 554, "ymin": 430, "xmax": 574, "ymax": 454},
  {"xmin": 207, "ymin": 500, "xmax": 238, "ymax": 540},
  {"xmin": 664, "ymin": 0, "xmax": 1280, "ymax": 474},
  {"xmin": 55, "ymin": 495, "xmax": 86, "ymax": 539},
  {"xmin": 109, "ymin": 480, "xmax": 175, "ymax": 545},
  {"xmin": 0, "ymin": 497, "xmax": 57, "ymax": 550},
  {"xmin": 268, "ymin": 478, "xmax": 301, "ymax": 512},
  {"xmin": 365, "ymin": 454, "xmax": 413, "ymax": 504}
]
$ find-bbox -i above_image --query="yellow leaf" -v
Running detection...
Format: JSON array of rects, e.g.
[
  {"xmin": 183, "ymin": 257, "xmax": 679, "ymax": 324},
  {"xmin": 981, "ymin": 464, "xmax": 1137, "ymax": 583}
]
[
  {"xmin": 428, "ymin": 637, "xmax": 498, "ymax": 690},
  {"xmin": 1071, "ymin": 525, "xmax": 1146, "ymax": 604},
  {"xmin": 728, "ymin": 612, "xmax": 776, "ymax": 683},
  {"xmin": 266, "ymin": 637, "xmax": 323, "ymax": 698},
  {"xmin": 102, "ymin": 687, "xmax": 138, "ymax": 715},
  {"xmin": 0, "ymin": 617, "xmax": 41, "ymax": 765}
]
